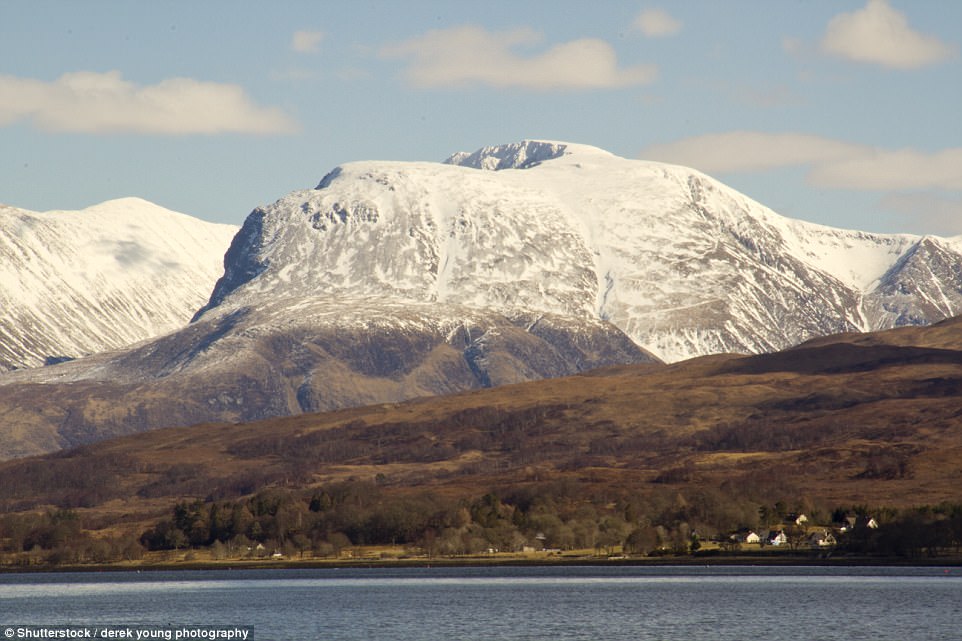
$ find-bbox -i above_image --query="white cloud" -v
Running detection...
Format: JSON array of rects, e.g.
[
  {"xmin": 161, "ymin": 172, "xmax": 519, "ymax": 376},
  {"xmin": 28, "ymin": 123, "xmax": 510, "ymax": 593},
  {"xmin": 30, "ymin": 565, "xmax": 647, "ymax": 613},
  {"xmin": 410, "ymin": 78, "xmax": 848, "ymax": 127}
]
[
  {"xmin": 292, "ymin": 30, "xmax": 324, "ymax": 54},
  {"xmin": 641, "ymin": 131, "xmax": 867, "ymax": 174},
  {"xmin": 380, "ymin": 25, "xmax": 657, "ymax": 90},
  {"xmin": 881, "ymin": 192, "xmax": 962, "ymax": 236},
  {"xmin": 820, "ymin": 0, "xmax": 955, "ymax": 69},
  {"xmin": 643, "ymin": 131, "xmax": 962, "ymax": 237},
  {"xmin": 633, "ymin": 8, "xmax": 682, "ymax": 38},
  {"xmin": 641, "ymin": 131, "xmax": 962, "ymax": 191},
  {"xmin": 0, "ymin": 71, "xmax": 299, "ymax": 135},
  {"xmin": 811, "ymin": 147, "xmax": 962, "ymax": 191}
]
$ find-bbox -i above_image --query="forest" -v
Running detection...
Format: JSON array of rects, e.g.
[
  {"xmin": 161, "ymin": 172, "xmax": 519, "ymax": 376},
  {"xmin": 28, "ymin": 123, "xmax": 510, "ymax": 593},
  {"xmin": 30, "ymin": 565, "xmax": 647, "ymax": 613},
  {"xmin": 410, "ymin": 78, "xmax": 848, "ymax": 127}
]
[{"xmin": 3, "ymin": 479, "xmax": 961, "ymax": 567}]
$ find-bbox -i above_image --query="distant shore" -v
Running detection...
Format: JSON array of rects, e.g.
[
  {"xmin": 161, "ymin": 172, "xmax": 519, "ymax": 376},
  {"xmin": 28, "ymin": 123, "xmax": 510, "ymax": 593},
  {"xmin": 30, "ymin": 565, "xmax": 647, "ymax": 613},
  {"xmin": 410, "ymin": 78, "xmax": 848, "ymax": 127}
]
[{"xmin": 4, "ymin": 549, "xmax": 961, "ymax": 573}]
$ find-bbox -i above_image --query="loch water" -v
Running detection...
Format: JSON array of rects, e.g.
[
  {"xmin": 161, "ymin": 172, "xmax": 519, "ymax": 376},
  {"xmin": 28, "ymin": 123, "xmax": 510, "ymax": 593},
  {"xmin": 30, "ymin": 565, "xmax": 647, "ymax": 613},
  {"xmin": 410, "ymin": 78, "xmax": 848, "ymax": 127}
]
[{"xmin": 1, "ymin": 565, "xmax": 960, "ymax": 640}]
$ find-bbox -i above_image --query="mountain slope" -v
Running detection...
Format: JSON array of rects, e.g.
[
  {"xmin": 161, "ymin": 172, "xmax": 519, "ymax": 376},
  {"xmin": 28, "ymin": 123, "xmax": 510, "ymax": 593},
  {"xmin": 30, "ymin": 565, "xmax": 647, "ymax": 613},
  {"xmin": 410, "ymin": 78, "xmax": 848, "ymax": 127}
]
[
  {"xmin": 0, "ymin": 198, "xmax": 237, "ymax": 371},
  {"xmin": 0, "ymin": 298, "xmax": 651, "ymax": 460},
  {"xmin": 864, "ymin": 236, "xmax": 962, "ymax": 329}
]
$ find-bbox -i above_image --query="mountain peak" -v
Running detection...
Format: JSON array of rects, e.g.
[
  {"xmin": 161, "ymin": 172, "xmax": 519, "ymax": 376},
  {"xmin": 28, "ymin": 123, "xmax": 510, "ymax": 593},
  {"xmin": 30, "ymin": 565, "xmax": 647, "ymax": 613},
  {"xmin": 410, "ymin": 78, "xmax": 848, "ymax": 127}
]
[
  {"xmin": 86, "ymin": 196, "xmax": 158, "ymax": 210},
  {"xmin": 444, "ymin": 140, "xmax": 613, "ymax": 171},
  {"xmin": 40, "ymin": 197, "xmax": 168, "ymax": 217},
  {"xmin": 194, "ymin": 140, "xmax": 962, "ymax": 363}
]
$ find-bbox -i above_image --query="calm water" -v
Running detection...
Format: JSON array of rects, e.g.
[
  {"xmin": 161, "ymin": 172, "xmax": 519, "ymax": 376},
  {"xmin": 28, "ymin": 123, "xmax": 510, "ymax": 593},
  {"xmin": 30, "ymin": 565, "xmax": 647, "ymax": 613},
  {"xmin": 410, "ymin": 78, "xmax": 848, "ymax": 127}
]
[{"xmin": 1, "ymin": 565, "xmax": 960, "ymax": 640}]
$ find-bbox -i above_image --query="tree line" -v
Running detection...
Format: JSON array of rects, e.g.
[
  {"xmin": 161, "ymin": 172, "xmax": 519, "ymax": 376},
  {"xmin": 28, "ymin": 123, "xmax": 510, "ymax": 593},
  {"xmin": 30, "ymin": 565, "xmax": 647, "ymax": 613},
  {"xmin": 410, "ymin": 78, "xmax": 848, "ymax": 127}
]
[
  {"xmin": 3, "ymin": 481, "xmax": 961, "ymax": 566},
  {"xmin": 134, "ymin": 483, "xmax": 962, "ymax": 561},
  {"xmin": 0, "ymin": 509, "xmax": 143, "ymax": 566}
]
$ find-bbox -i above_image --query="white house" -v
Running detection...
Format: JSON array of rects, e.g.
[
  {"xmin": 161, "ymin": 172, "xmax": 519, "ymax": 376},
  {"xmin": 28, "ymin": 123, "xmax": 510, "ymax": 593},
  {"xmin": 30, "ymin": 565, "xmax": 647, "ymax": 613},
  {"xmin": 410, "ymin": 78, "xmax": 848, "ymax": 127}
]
[
  {"xmin": 766, "ymin": 530, "xmax": 788, "ymax": 546},
  {"xmin": 731, "ymin": 531, "xmax": 760, "ymax": 544}
]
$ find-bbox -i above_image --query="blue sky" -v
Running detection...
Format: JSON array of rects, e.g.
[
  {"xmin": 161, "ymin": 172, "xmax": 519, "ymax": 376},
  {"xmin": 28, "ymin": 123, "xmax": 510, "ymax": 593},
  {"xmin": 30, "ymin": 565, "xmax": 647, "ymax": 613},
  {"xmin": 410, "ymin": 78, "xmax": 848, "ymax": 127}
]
[{"xmin": 2, "ymin": 0, "xmax": 960, "ymax": 235}]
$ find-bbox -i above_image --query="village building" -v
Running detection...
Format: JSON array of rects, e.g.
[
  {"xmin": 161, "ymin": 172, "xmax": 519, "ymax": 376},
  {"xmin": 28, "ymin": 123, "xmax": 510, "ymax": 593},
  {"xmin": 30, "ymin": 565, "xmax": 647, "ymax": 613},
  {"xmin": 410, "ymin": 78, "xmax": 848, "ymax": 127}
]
[
  {"xmin": 809, "ymin": 530, "xmax": 837, "ymax": 548},
  {"xmin": 730, "ymin": 530, "xmax": 760, "ymax": 545}
]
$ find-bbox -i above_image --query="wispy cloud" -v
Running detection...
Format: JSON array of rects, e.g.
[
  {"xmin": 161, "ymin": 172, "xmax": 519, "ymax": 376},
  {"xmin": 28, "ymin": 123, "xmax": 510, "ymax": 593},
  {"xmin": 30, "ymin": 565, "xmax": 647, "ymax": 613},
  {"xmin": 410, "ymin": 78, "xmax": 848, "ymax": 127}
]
[
  {"xmin": 820, "ymin": 0, "xmax": 955, "ymax": 69},
  {"xmin": 291, "ymin": 30, "xmax": 324, "ymax": 54},
  {"xmin": 641, "ymin": 131, "xmax": 866, "ymax": 174},
  {"xmin": 0, "ymin": 71, "xmax": 299, "ymax": 135},
  {"xmin": 810, "ymin": 147, "xmax": 962, "ymax": 191},
  {"xmin": 642, "ymin": 131, "xmax": 962, "ymax": 234},
  {"xmin": 881, "ymin": 192, "xmax": 962, "ymax": 236},
  {"xmin": 380, "ymin": 25, "xmax": 657, "ymax": 90},
  {"xmin": 642, "ymin": 131, "xmax": 962, "ymax": 191},
  {"xmin": 632, "ymin": 8, "xmax": 682, "ymax": 38}
]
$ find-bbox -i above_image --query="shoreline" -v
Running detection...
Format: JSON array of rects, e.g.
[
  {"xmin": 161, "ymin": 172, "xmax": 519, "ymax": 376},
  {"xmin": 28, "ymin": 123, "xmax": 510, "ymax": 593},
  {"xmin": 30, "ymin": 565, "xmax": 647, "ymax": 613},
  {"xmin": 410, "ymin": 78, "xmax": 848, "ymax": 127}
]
[{"xmin": 4, "ymin": 551, "xmax": 961, "ymax": 574}]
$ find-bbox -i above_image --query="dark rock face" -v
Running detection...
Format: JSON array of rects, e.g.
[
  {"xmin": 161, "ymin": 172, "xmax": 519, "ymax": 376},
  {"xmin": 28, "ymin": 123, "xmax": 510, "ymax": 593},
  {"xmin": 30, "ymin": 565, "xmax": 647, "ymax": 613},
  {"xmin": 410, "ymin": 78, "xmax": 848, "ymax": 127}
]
[
  {"xmin": 444, "ymin": 140, "xmax": 568, "ymax": 170},
  {"xmin": 192, "ymin": 209, "xmax": 269, "ymax": 321}
]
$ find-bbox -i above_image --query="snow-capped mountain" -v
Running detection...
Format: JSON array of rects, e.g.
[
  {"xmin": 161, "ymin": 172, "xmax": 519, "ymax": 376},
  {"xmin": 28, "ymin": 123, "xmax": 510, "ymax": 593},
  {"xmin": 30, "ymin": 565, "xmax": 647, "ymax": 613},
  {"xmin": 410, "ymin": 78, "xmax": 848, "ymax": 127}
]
[
  {"xmin": 0, "ymin": 198, "xmax": 237, "ymax": 371},
  {"xmin": 1, "ymin": 139, "xmax": 960, "ymax": 460},
  {"xmin": 197, "ymin": 140, "xmax": 962, "ymax": 362}
]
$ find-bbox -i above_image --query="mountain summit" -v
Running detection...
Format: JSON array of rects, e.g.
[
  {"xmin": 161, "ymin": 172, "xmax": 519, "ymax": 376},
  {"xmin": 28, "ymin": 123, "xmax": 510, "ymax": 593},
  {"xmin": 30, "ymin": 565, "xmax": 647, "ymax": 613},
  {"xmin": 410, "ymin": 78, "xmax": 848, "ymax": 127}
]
[{"xmin": 197, "ymin": 140, "xmax": 962, "ymax": 362}]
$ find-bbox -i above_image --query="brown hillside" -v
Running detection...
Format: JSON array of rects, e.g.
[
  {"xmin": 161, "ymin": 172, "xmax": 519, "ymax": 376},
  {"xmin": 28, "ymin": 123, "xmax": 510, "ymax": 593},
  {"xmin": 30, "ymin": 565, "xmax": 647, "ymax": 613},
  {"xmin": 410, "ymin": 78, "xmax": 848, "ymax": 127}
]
[
  {"xmin": 0, "ymin": 303, "xmax": 653, "ymax": 461},
  {"xmin": 1, "ymin": 316, "xmax": 961, "ymax": 535}
]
